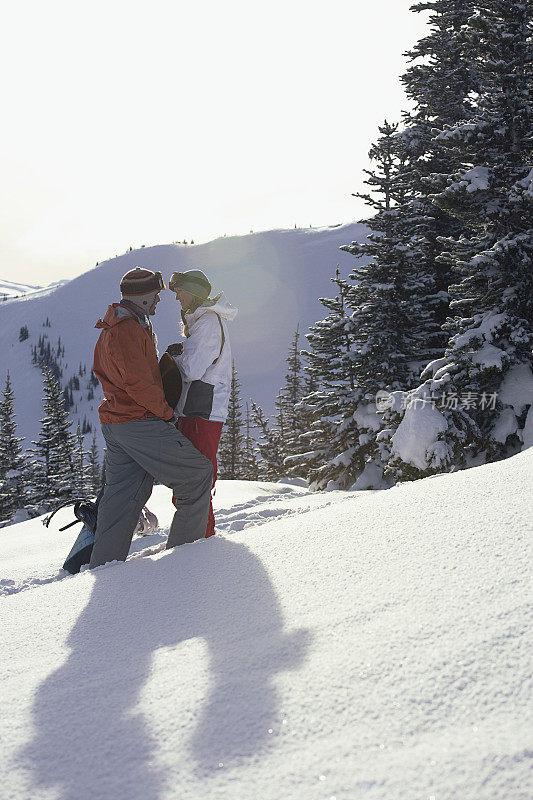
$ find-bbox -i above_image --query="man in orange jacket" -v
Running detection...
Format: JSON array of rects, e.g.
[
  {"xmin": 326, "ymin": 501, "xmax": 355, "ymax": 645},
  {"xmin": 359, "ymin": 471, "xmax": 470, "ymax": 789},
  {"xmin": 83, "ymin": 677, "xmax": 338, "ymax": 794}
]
[{"xmin": 89, "ymin": 267, "xmax": 213, "ymax": 569}]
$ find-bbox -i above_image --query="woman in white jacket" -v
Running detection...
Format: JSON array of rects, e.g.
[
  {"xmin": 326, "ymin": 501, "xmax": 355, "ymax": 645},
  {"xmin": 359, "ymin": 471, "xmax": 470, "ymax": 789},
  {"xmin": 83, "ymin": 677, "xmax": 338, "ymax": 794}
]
[{"xmin": 168, "ymin": 269, "xmax": 238, "ymax": 537}]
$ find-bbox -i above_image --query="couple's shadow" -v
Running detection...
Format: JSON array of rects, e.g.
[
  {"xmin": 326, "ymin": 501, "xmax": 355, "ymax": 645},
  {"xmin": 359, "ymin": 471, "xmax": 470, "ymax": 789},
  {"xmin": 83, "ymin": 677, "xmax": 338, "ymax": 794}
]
[{"xmin": 22, "ymin": 537, "xmax": 310, "ymax": 800}]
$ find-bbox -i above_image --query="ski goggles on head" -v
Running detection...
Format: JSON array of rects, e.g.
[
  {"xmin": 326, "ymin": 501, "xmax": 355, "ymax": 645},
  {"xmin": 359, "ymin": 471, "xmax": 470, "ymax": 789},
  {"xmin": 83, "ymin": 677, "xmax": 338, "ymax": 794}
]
[
  {"xmin": 169, "ymin": 271, "xmax": 186, "ymax": 292},
  {"xmin": 168, "ymin": 271, "xmax": 211, "ymax": 298},
  {"xmin": 154, "ymin": 270, "xmax": 166, "ymax": 290}
]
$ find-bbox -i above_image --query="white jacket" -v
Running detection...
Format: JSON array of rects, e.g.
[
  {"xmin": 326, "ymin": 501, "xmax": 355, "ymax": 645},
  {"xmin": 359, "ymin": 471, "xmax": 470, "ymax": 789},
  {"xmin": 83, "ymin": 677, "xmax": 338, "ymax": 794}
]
[{"xmin": 173, "ymin": 293, "xmax": 238, "ymax": 423}]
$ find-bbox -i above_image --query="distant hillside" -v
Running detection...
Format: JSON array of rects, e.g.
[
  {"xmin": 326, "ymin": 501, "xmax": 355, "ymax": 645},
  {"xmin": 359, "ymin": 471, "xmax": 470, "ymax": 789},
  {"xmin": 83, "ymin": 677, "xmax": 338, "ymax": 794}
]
[
  {"xmin": 0, "ymin": 279, "xmax": 42, "ymax": 300},
  {"xmin": 0, "ymin": 279, "xmax": 68, "ymax": 303},
  {"xmin": 0, "ymin": 223, "xmax": 368, "ymax": 455}
]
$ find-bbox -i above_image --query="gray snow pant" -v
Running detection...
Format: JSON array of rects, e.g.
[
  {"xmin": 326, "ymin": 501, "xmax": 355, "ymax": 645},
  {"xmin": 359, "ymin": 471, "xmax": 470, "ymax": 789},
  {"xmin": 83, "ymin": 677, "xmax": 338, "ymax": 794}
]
[{"xmin": 89, "ymin": 418, "xmax": 213, "ymax": 569}]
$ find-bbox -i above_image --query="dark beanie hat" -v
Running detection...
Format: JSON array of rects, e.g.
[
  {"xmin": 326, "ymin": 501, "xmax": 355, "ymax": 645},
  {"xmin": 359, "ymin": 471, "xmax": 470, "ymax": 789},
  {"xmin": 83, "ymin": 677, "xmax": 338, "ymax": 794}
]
[
  {"xmin": 120, "ymin": 268, "xmax": 165, "ymax": 295},
  {"xmin": 169, "ymin": 269, "xmax": 211, "ymax": 300}
]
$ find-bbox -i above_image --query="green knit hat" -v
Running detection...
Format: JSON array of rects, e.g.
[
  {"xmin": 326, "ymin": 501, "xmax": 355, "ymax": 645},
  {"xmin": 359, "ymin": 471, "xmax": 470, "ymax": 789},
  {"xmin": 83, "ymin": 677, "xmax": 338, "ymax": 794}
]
[{"xmin": 169, "ymin": 269, "xmax": 211, "ymax": 300}]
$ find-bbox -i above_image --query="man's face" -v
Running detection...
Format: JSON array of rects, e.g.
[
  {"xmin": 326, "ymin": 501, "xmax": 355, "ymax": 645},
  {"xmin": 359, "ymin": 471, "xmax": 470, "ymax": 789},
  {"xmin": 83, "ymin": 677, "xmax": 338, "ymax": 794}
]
[
  {"xmin": 174, "ymin": 288, "xmax": 194, "ymax": 311},
  {"xmin": 148, "ymin": 291, "xmax": 161, "ymax": 315}
]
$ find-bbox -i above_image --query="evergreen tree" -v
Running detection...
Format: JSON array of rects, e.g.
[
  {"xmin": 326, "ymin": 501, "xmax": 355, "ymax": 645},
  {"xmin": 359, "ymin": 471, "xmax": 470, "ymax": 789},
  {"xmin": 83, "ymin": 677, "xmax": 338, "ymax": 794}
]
[
  {"xmin": 306, "ymin": 122, "xmax": 445, "ymax": 489},
  {"xmin": 0, "ymin": 373, "xmax": 26, "ymax": 522},
  {"xmin": 285, "ymin": 359, "xmax": 319, "ymax": 481},
  {"xmin": 281, "ymin": 326, "xmax": 303, "ymax": 426},
  {"xmin": 72, "ymin": 422, "xmax": 91, "ymax": 496},
  {"xmin": 274, "ymin": 390, "xmax": 286, "ymax": 446},
  {"xmin": 343, "ymin": 1, "xmax": 479, "ymax": 484},
  {"xmin": 384, "ymin": 0, "xmax": 533, "ymax": 478},
  {"xmin": 401, "ymin": 0, "xmax": 479, "ymax": 206},
  {"xmin": 244, "ymin": 329, "xmax": 313, "ymax": 482},
  {"xmin": 241, "ymin": 402, "xmax": 260, "ymax": 481},
  {"xmin": 27, "ymin": 368, "xmax": 76, "ymax": 508},
  {"xmin": 399, "ymin": 0, "xmax": 480, "ymax": 332},
  {"xmin": 344, "ymin": 120, "xmax": 446, "ymax": 385},
  {"xmin": 287, "ymin": 269, "xmax": 355, "ymax": 486},
  {"xmin": 250, "ymin": 401, "xmax": 286, "ymax": 481},
  {"xmin": 218, "ymin": 362, "xmax": 245, "ymax": 479},
  {"xmin": 276, "ymin": 326, "xmax": 314, "ymax": 477},
  {"xmin": 88, "ymin": 434, "xmax": 101, "ymax": 494},
  {"xmin": 32, "ymin": 333, "xmax": 63, "ymax": 382}
]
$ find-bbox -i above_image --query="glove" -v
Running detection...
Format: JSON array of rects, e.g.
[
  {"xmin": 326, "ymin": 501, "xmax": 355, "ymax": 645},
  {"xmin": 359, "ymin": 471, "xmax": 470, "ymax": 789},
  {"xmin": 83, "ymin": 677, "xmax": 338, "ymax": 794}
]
[{"xmin": 166, "ymin": 342, "xmax": 183, "ymax": 358}]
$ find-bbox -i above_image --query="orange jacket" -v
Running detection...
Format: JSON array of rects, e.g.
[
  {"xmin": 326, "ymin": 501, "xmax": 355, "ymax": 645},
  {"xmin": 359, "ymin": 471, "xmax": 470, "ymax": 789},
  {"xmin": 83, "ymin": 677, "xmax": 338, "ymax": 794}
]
[{"xmin": 93, "ymin": 304, "xmax": 173, "ymax": 424}]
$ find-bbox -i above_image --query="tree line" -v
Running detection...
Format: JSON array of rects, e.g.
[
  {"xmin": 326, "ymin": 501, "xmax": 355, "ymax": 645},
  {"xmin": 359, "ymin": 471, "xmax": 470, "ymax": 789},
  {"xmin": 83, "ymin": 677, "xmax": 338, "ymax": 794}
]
[{"xmin": 0, "ymin": 370, "xmax": 101, "ymax": 524}]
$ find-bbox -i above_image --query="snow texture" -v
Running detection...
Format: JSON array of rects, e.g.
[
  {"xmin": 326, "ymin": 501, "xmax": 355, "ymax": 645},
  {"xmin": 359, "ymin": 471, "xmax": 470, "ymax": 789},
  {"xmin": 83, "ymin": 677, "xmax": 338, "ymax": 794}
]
[
  {"xmin": 353, "ymin": 401, "xmax": 382, "ymax": 432},
  {"xmin": 1, "ymin": 451, "xmax": 532, "ymax": 800},
  {"xmin": 517, "ymin": 167, "xmax": 533, "ymax": 199},
  {"xmin": 452, "ymin": 312, "xmax": 508, "ymax": 350},
  {"xmin": 461, "ymin": 166, "xmax": 490, "ymax": 193},
  {"xmin": 491, "ymin": 365, "xmax": 533, "ymax": 444},
  {"xmin": 499, "ymin": 364, "xmax": 533, "ymax": 417},
  {"xmin": 390, "ymin": 400, "xmax": 447, "ymax": 470},
  {"xmin": 350, "ymin": 460, "xmax": 383, "ymax": 490},
  {"xmin": 492, "ymin": 407, "xmax": 520, "ymax": 444},
  {"xmin": 471, "ymin": 342, "xmax": 506, "ymax": 371}
]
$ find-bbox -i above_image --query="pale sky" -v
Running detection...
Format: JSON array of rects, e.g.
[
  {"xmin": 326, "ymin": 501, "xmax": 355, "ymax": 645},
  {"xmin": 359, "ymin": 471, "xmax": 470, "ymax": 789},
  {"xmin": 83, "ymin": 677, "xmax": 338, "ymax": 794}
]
[{"xmin": 1, "ymin": 0, "xmax": 429, "ymax": 285}]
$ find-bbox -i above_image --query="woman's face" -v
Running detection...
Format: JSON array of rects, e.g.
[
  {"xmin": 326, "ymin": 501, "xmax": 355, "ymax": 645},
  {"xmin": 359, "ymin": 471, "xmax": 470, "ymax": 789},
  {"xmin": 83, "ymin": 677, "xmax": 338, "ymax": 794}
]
[{"xmin": 174, "ymin": 288, "xmax": 194, "ymax": 311}]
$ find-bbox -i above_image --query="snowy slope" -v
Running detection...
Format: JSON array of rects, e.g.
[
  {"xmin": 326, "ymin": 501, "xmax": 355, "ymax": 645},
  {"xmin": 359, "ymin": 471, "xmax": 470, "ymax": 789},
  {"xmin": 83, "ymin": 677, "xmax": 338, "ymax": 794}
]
[
  {"xmin": 0, "ymin": 223, "xmax": 367, "ymax": 453},
  {"xmin": 1, "ymin": 449, "xmax": 531, "ymax": 800}
]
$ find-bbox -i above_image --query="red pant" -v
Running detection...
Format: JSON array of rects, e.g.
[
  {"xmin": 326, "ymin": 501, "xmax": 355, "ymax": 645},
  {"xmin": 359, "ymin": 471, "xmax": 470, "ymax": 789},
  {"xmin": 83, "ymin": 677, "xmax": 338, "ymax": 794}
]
[{"xmin": 173, "ymin": 416, "xmax": 223, "ymax": 537}]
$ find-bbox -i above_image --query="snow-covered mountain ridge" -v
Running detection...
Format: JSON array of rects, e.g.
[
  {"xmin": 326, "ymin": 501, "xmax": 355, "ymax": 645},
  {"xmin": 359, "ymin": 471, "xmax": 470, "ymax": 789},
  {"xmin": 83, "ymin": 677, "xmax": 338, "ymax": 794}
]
[
  {"xmin": 1, "ymin": 447, "xmax": 531, "ymax": 799},
  {"xmin": 0, "ymin": 278, "xmax": 42, "ymax": 300},
  {"xmin": 0, "ymin": 223, "xmax": 368, "ymax": 453},
  {"xmin": 0, "ymin": 278, "xmax": 69, "ymax": 302}
]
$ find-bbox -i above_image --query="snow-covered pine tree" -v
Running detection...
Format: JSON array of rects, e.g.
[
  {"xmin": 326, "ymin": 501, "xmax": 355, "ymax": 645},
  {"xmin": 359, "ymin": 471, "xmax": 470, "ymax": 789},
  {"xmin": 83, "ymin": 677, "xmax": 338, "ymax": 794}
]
[
  {"xmin": 399, "ymin": 0, "xmax": 480, "ymax": 332},
  {"xmin": 250, "ymin": 401, "xmax": 286, "ymax": 481},
  {"xmin": 218, "ymin": 361, "xmax": 245, "ymax": 479},
  {"xmin": 0, "ymin": 373, "xmax": 26, "ymax": 522},
  {"xmin": 242, "ymin": 402, "xmax": 260, "ymax": 481},
  {"xmin": 371, "ymin": 1, "xmax": 479, "ymax": 482},
  {"xmin": 284, "ymin": 358, "xmax": 318, "ymax": 481},
  {"xmin": 274, "ymin": 388, "xmax": 290, "ymax": 466},
  {"xmin": 72, "ymin": 422, "xmax": 91, "ymax": 497},
  {"xmin": 286, "ymin": 268, "xmax": 355, "ymax": 487},
  {"xmin": 276, "ymin": 326, "xmax": 310, "ymax": 478},
  {"xmin": 27, "ymin": 367, "xmax": 76, "ymax": 509},
  {"xmin": 402, "ymin": 1, "xmax": 478, "ymax": 139},
  {"xmin": 346, "ymin": 120, "xmax": 447, "ymax": 381},
  {"xmin": 88, "ymin": 434, "xmax": 101, "ymax": 494},
  {"xmin": 281, "ymin": 326, "xmax": 303, "ymax": 421},
  {"xmin": 308, "ymin": 121, "xmax": 443, "ymax": 489},
  {"xmin": 383, "ymin": 0, "xmax": 533, "ymax": 478}
]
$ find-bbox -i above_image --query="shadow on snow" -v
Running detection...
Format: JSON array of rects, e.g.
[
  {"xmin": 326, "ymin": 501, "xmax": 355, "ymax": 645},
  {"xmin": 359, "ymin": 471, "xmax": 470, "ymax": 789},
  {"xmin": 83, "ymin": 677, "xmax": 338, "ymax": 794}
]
[{"xmin": 22, "ymin": 537, "xmax": 311, "ymax": 798}]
